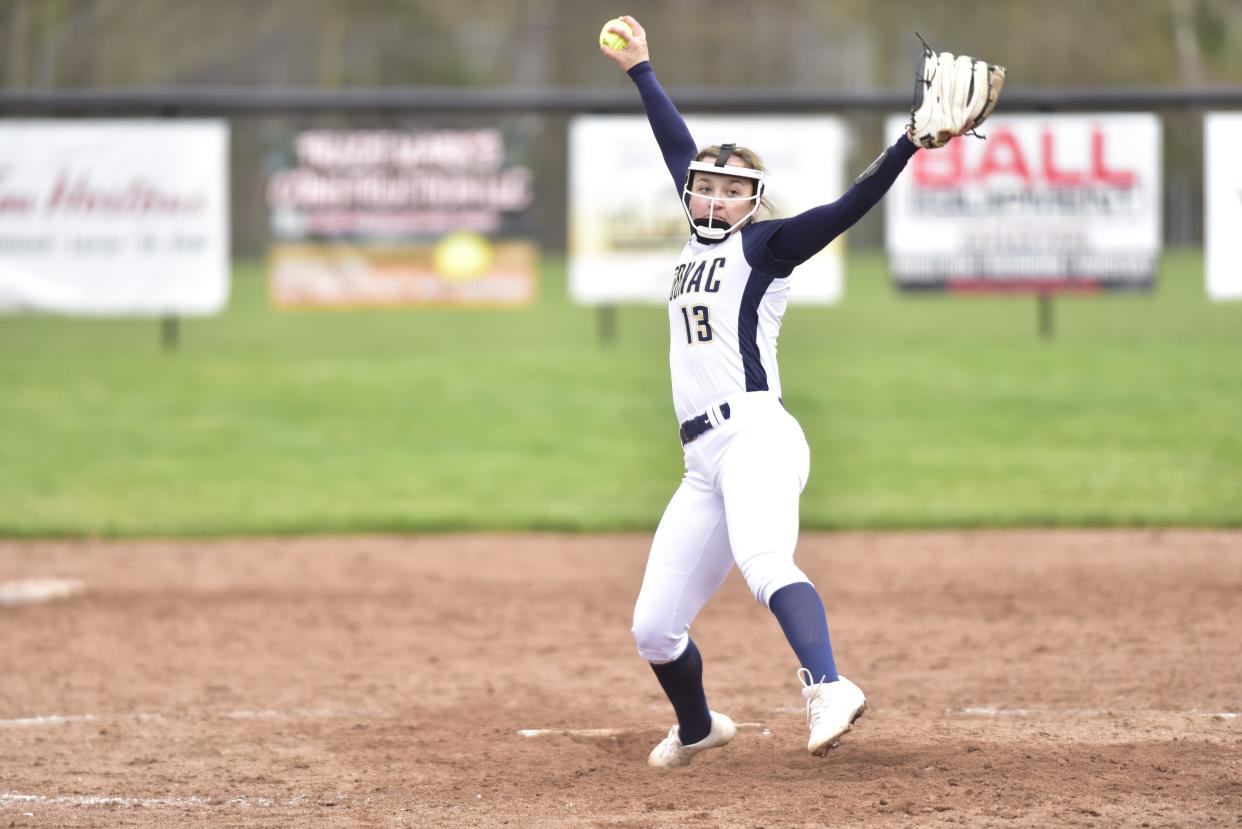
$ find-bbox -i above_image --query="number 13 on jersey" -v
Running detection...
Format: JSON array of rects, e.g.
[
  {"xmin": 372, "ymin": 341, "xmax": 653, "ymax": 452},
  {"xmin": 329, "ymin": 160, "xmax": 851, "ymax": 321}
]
[{"xmin": 680, "ymin": 304, "xmax": 713, "ymax": 344}]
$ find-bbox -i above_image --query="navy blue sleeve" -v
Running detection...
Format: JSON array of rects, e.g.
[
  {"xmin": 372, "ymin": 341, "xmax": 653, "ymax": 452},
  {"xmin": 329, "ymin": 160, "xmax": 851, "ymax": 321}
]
[
  {"xmin": 739, "ymin": 221, "xmax": 795, "ymax": 278},
  {"xmin": 743, "ymin": 134, "xmax": 919, "ymax": 272},
  {"xmin": 627, "ymin": 61, "xmax": 697, "ymax": 196}
]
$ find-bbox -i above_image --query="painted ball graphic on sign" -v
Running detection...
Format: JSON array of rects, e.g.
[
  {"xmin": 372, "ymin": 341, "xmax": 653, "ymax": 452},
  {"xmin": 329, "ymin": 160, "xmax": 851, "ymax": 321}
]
[{"xmin": 433, "ymin": 231, "xmax": 493, "ymax": 282}]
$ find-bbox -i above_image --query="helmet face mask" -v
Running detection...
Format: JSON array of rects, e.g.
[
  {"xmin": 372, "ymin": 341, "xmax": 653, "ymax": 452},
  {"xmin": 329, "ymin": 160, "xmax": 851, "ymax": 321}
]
[{"xmin": 681, "ymin": 156, "xmax": 766, "ymax": 242}]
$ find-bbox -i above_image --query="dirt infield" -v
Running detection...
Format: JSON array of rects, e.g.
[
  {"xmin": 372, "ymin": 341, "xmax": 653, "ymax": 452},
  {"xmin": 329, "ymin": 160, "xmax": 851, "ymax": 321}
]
[{"xmin": 1, "ymin": 531, "xmax": 1239, "ymax": 828}]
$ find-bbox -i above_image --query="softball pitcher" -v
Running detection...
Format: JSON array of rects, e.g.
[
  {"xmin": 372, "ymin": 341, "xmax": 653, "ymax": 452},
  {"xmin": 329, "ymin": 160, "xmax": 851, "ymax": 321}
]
[{"xmin": 600, "ymin": 17, "xmax": 1003, "ymax": 768}]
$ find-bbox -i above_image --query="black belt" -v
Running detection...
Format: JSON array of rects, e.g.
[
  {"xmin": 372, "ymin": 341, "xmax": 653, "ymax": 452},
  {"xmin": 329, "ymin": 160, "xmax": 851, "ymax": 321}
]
[{"xmin": 679, "ymin": 402, "xmax": 731, "ymax": 445}]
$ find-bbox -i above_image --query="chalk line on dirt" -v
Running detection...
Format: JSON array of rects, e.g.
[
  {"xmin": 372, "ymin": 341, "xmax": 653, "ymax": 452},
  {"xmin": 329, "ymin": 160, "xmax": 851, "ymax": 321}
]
[
  {"xmin": 0, "ymin": 579, "xmax": 85, "ymax": 608},
  {"xmin": 0, "ymin": 792, "xmax": 330, "ymax": 809},
  {"xmin": 0, "ymin": 708, "xmax": 389, "ymax": 728}
]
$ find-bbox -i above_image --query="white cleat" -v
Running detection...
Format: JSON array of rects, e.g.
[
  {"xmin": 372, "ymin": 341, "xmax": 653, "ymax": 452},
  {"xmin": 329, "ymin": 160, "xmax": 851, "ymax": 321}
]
[
  {"xmin": 647, "ymin": 710, "xmax": 737, "ymax": 769},
  {"xmin": 799, "ymin": 668, "xmax": 867, "ymax": 756}
]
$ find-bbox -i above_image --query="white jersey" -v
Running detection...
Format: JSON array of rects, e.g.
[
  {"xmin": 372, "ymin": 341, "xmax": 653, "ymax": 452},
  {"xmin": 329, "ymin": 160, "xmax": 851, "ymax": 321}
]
[{"xmin": 666, "ymin": 222, "xmax": 794, "ymax": 424}]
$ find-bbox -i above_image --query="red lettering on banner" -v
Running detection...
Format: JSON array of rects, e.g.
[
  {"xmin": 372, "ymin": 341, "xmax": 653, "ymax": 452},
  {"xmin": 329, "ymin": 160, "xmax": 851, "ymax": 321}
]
[
  {"xmin": 912, "ymin": 140, "xmax": 963, "ymax": 187},
  {"xmin": 977, "ymin": 130, "xmax": 1030, "ymax": 182},
  {"xmin": 1042, "ymin": 132, "xmax": 1083, "ymax": 186},
  {"xmin": 45, "ymin": 174, "xmax": 72, "ymax": 211},
  {"xmin": 44, "ymin": 172, "xmax": 206, "ymax": 215},
  {"xmin": 911, "ymin": 126, "xmax": 1139, "ymax": 188},
  {"xmin": 0, "ymin": 169, "xmax": 37, "ymax": 213},
  {"xmin": 1092, "ymin": 130, "xmax": 1135, "ymax": 187},
  {"xmin": 0, "ymin": 192, "xmax": 36, "ymax": 213}
]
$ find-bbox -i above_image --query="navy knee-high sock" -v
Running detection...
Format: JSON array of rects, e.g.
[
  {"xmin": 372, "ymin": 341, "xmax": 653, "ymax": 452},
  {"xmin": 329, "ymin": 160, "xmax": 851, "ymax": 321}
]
[
  {"xmin": 650, "ymin": 638, "xmax": 712, "ymax": 745},
  {"xmin": 769, "ymin": 582, "xmax": 839, "ymax": 684}
]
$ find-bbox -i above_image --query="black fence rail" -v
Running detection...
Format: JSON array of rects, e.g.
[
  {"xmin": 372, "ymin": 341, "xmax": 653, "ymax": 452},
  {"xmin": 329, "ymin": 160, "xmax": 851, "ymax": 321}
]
[{"xmin": 2, "ymin": 86, "xmax": 1242, "ymax": 115}]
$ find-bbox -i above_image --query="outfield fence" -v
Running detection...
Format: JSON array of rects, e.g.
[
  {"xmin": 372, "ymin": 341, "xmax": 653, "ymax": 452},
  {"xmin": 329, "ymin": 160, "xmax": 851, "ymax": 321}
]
[{"xmin": 2, "ymin": 85, "xmax": 1238, "ymax": 255}]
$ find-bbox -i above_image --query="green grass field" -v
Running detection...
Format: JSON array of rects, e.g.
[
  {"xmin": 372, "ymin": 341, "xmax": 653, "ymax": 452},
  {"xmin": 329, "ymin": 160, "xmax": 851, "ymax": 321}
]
[{"xmin": 1, "ymin": 249, "xmax": 1239, "ymax": 537}]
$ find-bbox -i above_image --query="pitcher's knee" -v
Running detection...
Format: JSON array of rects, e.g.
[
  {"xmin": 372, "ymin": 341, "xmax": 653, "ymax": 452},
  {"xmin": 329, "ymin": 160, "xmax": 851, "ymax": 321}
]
[
  {"xmin": 739, "ymin": 553, "xmax": 810, "ymax": 607},
  {"xmin": 631, "ymin": 620, "xmax": 688, "ymax": 664}
]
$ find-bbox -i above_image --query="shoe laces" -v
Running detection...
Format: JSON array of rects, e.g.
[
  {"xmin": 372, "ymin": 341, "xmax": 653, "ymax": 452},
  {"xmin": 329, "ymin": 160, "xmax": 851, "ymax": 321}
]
[
  {"xmin": 798, "ymin": 667, "xmax": 829, "ymax": 729},
  {"xmin": 652, "ymin": 725, "xmax": 685, "ymax": 762}
]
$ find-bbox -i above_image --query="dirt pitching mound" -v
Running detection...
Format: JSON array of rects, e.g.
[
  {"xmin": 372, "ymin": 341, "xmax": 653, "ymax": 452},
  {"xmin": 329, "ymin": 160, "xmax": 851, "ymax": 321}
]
[{"xmin": 1, "ymin": 530, "xmax": 1238, "ymax": 827}]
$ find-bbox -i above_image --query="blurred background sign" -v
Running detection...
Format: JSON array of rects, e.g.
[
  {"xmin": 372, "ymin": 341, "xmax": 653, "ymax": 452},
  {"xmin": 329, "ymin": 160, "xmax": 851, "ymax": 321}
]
[
  {"xmin": 1205, "ymin": 112, "xmax": 1242, "ymax": 301},
  {"xmin": 884, "ymin": 114, "xmax": 1163, "ymax": 293},
  {"xmin": 0, "ymin": 120, "xmax": 229, "ymax": 315},
  {"xmin": 265, "ymin": 123, "xmax": 540, "ymax": 309},
  {"xmin": 568, "ymin": 115, "xmax": 848, "ymax": 306}
]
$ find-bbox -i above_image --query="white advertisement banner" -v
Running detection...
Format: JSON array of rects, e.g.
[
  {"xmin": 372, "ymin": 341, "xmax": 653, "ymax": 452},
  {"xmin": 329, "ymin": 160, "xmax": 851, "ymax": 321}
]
[
  {"xmin": 569, "ymin": 115, "xmax": 848, "ymax": 305},
  {"xmin": 884, "ymin": 114, "xmax": 1162, "ymax": 291},
  {"xmin": 1205, "ymin": 113, "xmax": 1242, "ymax": 301},
  {"xmin": 0, "ymin": 120, "xmax": 229, "ymax": 315}
]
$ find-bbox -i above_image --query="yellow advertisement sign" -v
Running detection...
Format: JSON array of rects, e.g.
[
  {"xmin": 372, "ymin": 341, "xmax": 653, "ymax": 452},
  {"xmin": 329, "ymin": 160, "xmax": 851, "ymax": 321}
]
[
  {"xmin": 266, "ymin": 126, "xmax": 539, "ymax": 308},
  {"xmin": 269, "ymin": 236, "xmax": 536, "ymax": 308}
]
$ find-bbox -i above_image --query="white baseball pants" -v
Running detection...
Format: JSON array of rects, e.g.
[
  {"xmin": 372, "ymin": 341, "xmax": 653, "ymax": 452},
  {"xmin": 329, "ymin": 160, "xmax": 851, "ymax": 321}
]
[{"xmin": 631, "ymin": 391, "xmax": 813, "ymax": 664}]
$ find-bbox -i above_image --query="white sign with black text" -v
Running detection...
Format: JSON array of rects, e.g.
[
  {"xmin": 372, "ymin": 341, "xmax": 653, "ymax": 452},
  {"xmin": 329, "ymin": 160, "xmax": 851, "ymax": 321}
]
[
  {"xmin": 0, "ymin": 120, "xmax": 229, "ymax": 315},
  {"xmin": 1205, "ymin": 113, "xmax": 1242, "ymax": 301},
  {"xmin": 569, "ymin": 115, "xmax": 848, "ymax": 305},
  {"xmin": 884, "ymin": 114, "xmax": 1162, "ymax": 292}
]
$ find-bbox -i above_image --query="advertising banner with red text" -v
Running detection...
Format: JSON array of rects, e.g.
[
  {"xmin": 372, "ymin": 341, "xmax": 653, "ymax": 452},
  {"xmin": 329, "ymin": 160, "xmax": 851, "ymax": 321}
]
[
  {"xmin": 0, "ymin": 120, "xmax": 229, "ymax": 315},
  {"xmin": 883, "ymin": 114, "xmax": 1162, "ymax": 292},
  {"xmin": 1205, "ymin": 113, "xmax": 1242, "ymax": 301},
  {"xmin": 266, "ymin": 123, "xmax": 539, "ymax": 309},
  {"xmin": 569, "ymin": 115, "xmax": 847, "ymax": 305}
]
